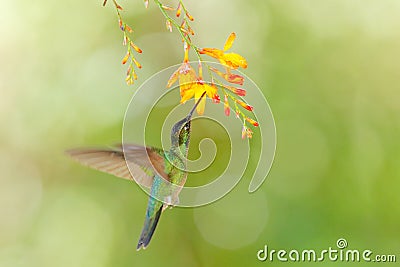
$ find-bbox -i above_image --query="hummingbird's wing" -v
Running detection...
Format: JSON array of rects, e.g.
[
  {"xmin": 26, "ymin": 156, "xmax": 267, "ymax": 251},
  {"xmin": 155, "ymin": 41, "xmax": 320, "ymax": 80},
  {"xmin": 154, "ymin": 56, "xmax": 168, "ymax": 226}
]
[{"xmin": 66, "ymin": 145, "xmax": 167, "ymax": 188}]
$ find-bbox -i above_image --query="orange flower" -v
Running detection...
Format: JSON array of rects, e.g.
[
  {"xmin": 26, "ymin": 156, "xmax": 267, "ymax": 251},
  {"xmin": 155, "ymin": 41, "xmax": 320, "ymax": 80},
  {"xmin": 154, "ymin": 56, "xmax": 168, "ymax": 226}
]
[{"xmin": 199, "ymin": 33, "xmax": 248, "ymax": 70}]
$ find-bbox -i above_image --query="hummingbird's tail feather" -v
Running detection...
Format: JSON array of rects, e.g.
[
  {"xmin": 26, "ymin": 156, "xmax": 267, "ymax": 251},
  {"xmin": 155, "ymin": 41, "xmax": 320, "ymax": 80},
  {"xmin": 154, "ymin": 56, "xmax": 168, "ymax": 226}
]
[{"xmin": 136, "ymin": 205, "xmax": 163, "ymax": 250}]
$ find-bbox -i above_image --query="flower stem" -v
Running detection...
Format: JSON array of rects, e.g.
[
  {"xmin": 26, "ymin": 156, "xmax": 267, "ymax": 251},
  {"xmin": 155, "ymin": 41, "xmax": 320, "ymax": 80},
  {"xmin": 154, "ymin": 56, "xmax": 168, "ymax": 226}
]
[{"xmin": 153, "ymin": 0, "xmax": 202, "ymax": 61}]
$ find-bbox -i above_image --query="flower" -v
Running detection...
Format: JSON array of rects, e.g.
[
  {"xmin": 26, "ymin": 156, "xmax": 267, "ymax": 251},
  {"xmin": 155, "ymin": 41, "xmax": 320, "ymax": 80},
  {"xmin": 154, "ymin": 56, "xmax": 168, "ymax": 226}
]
[
  {"xmin": 199, "ymin": 32, "xmax": 248, "ymax": 70},
  {"xmin": 167, "ymin": 46, "xmax": 219, "ymax": 115},
  {"xmin": 181, "ymin": 81, "xmax": 218, "ymax": 115},
  {"xmin": 179, "ymin": 62, "xmax": 219, "ymax": 115},
  {"xmin": 167, "ymin": 43, "xmax": 197, "ymax": 92}
]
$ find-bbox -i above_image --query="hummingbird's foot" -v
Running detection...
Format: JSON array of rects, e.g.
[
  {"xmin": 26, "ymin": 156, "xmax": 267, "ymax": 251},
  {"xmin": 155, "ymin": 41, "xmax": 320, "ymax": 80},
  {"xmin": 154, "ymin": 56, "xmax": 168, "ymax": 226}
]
[
  {"xmin": 162, "ymin": 196, "xmax": 173, "ymax": 211},
  {"xmin": 164, "ymin": 196, "xmax": 172, "ymax": 205},
  {"xmin": 168, "ymin": 196, "xmax": 180, "ymax": 209},
  {"xmin": 162, "ymin": 195, "xmax": 179, "ymax": 210}
]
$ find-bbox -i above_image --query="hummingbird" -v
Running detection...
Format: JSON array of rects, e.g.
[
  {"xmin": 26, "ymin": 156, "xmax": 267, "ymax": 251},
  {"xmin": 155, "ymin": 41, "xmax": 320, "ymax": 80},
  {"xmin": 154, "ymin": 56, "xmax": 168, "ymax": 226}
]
[{"xmin": 66, "ymin": 92, "xmax": 206, "ymax": 250}]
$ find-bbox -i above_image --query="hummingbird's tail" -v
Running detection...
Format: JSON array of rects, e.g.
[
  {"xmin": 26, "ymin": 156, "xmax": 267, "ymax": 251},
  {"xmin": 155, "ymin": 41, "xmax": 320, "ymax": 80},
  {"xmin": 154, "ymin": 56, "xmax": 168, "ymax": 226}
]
[{"xmin": 136, "ymin": 202, "xmax": 163, "ymax": 250}]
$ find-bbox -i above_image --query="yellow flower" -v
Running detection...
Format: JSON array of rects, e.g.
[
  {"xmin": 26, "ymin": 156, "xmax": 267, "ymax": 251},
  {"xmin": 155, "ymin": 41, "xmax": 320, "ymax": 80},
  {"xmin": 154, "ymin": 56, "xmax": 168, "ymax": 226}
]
[
  {"xmin": 199, "ymin": 32, "xmax": 248, "ymax": 70},
  {"xmin": 180, "ymin": 81, "xmax": 218, "ymax": 115},
  {"xmin": 167, "ymin": 44, "xmax": 197, "ymax": 91},
  {"xmin": 168, "ymin": 55, "xmax": 219, "ymax": 115},
  {"xmin": 180, "ymin": 63, "xmax": 219, "ymax": 115}
]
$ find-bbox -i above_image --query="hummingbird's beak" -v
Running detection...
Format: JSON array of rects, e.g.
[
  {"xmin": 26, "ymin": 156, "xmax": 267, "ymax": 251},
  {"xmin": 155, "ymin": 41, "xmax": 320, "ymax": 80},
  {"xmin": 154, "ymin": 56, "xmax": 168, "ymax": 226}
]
[{"xmin": 187, "ymin": 91, "xmax": 206, "ymax": 119}]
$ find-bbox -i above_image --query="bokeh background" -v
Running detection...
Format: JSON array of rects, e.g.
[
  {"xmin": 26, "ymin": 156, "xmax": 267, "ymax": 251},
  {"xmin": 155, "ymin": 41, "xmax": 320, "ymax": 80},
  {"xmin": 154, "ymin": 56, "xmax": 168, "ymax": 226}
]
[{"xmin": 1, "ymin": 0, "xmax": 399, "ymax": 266}]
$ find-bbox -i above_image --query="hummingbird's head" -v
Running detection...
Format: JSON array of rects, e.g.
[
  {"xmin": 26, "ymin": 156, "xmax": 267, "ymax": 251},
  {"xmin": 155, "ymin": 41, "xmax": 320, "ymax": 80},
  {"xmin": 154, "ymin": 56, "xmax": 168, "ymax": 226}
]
[{"xmin": 171, "ymin": 92, "xmax": 206, "ymax": 148}]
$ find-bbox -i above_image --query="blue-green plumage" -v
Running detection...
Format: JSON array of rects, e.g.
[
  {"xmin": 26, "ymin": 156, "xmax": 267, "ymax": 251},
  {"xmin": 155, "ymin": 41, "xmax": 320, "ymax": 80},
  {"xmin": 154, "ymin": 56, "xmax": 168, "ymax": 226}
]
[
  {"xmin": 136, "ymin": 175, "xmax": 164, "ymax": 250},
  {"xmin": 136, "ymin": 93, "xmax": 206, "ymax": 250}
]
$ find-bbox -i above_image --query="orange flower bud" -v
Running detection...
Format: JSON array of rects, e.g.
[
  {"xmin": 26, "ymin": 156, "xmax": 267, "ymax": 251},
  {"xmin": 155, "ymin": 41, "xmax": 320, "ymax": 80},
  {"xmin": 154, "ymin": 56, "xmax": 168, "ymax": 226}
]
[
  {"xmin": 224, "ymin": 85, "xmax": 246, "ymax": 96},
  {"xmin": 186, "ymin": 11, "xmax": 194, "ymax": 21},
  {"xmin": 130, "ymin": 42, "xmax": 143, "ymax": 53},
  {"xmin": 180, "ymin": 20, "xmax": 187, "ymax": 28},
  {"xmin": 226, "ymin": 73, "xmax": 244, "ymax": 85},
  {"xmin": 188, "ymin": 25, "xmax": 194, "ymax": 35},
  {"xmin": 176, "ymin": 3, "xmax": 182, "ymax": 17},
  {"xmin": 236, "ymin": 99, "xmax": 253, "ymax": 111},
  {"xmin": 133, "ymin": 58, "xmax": 142, "ymax": 69},
  {"xmin": 224, "ymin": 95, "xmax": 230, "ymax": 116},
  {"xmin": 233, "ymin": 88, "xmax": 246, "ymax": 96},
  {"xmin": 246, "ymin": 117, "xmax": 259, "ymax": 127},
  {"xmin": 125, "ymin": 25, "xmax": 133, "ymax": 33},
  {"xmin": 122, "ymin": 52, "xmax": 130, "ymax": 64}
]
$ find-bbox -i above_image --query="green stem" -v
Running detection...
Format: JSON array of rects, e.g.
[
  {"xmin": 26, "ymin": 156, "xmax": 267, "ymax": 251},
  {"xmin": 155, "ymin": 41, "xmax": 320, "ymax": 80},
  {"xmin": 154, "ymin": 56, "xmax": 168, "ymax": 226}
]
[{"xmin": 153, "ymin": 0, "xmax": 202, "ymax": 60}]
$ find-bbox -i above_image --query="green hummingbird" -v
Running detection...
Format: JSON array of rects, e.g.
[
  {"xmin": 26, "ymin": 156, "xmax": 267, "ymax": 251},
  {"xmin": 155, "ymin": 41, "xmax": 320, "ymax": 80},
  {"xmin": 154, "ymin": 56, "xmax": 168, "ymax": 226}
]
[{"xmin": 67, "ymin": 92, "xmax": 206, "ymax": 250}]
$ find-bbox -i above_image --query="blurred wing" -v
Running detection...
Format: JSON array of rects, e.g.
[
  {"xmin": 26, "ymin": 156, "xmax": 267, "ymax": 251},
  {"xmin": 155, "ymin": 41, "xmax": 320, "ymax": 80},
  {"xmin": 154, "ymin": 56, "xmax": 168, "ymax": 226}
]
[{"xmin": 66, "ymin": 145, "xmax": 167, "ymax": 188}]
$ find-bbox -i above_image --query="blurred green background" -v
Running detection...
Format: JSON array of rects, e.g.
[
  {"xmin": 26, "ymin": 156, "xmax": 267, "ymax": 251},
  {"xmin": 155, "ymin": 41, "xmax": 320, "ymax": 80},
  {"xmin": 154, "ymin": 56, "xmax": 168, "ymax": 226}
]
[{"xmin": 1, "ymin": 0, "xmax": 399, "ymax": 266}]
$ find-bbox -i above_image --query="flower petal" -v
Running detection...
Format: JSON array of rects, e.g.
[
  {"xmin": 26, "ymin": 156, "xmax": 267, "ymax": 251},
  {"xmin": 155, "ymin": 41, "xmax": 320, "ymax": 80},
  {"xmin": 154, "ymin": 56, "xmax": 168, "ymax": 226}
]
[
  {"xmin": 167, "ymin": 69, "xmax": 180, "ymax": 88},
  {"xmin": 222, "ymin": 53, "xmax": 248, "ymax": 69},
  {"xmin": 180, "ymin": 87, "xmax": 195, "ymax": 103},
  {"xmin": 199, "ymin": 48, "xmax": 224, "ymax": 59},
  {"xmin": 226, "ymin": 73, "xmax": 244, "ymax": 85},
  {"xmin": 195, "ymin": 87, "xmax": 206, "ymax": 115},
  {"xmin": 178, "ymin": 64, "xmax": 197, "ymax": 91},
  {"xmin": 224, "ymin": 32, "xmax": 236, "ymax": 52}
]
